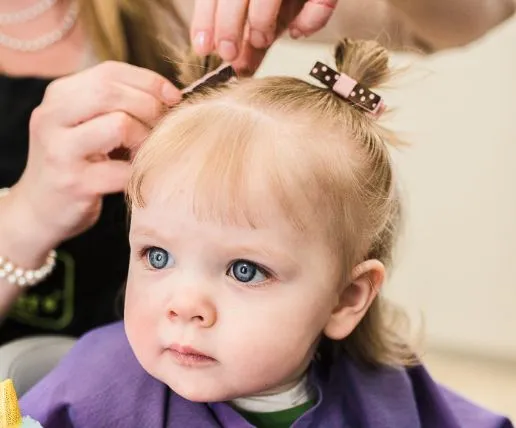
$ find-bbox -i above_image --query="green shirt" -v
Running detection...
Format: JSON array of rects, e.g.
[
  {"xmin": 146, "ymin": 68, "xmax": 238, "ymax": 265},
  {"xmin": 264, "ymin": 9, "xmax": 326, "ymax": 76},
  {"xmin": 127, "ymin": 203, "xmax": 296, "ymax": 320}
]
[{"xmin": 237, "ymin": 400, "xmax": 315, "ymax": 428}]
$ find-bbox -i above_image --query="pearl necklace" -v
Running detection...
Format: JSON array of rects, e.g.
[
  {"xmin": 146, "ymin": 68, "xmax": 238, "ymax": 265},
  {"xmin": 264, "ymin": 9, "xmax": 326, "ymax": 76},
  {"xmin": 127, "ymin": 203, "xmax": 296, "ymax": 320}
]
[
  {"xmin": 0, "ymin": 0, "xmax": 58, "ymax": 25},
  {"xmin": 0, "ymin": 0, "xmax": 78, "ymax": 52}
]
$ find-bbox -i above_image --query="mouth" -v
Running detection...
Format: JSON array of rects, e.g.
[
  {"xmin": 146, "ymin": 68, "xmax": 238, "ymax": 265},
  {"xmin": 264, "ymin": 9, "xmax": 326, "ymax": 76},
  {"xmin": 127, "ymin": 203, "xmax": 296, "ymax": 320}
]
[{"xmin": 166, "ymin": 344, "xmax": 217, "ymax": 367}]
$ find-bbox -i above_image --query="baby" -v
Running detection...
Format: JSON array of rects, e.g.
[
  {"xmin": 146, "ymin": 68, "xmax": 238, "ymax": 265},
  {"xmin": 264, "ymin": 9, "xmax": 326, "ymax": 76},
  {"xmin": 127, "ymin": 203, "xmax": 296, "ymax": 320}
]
[{"xmin": 20, "ymin": 39, "xmax": 512, "ymax": 428}]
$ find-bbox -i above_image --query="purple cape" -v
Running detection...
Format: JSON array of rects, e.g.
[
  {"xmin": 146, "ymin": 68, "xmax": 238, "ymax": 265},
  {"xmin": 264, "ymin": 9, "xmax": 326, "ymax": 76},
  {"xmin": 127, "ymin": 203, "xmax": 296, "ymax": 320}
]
[{"xmin": 20, "ymin": 322, "xmax": 512, "ymax": 428}]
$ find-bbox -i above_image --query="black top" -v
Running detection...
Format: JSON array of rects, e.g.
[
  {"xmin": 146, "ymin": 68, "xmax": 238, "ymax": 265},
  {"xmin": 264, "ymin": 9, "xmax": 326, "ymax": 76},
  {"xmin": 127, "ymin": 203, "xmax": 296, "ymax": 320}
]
[{"xmin": 0, "ymin": 73, "xmax": 130, "ymax": 344}]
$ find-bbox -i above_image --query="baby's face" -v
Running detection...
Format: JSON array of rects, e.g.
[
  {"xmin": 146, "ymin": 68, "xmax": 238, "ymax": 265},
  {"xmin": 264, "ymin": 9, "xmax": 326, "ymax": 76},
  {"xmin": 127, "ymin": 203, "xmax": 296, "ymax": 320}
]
[{"xmin": 124, "ymin": 173, "xmax": 343, "ymax": 403}]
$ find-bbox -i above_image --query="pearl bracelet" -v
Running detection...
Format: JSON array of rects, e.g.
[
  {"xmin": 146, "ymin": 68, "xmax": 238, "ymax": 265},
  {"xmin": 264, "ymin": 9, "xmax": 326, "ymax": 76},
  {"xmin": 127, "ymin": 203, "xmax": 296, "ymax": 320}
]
[
  {"xmin": 0, "ymin": 187, "xmax": 58, "ymax": 287},
  {"xmin": 0, "ymin": 251, "xmax": 57, "ymax": 287}
]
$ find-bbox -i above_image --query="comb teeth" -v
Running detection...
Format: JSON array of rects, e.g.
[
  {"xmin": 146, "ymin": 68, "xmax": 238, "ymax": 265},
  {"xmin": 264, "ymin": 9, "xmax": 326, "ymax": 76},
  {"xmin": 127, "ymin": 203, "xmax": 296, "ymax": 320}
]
[{"xmin": 0, "ymin": 379, "xmax": 22, "ymax": 427}]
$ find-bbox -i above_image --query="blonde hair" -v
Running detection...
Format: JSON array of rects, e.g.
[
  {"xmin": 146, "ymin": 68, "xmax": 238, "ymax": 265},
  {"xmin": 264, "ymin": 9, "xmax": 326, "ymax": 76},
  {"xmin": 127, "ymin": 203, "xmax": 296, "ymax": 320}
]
[
  {"xmin": 128, "ymin": 39, "xmax": 415, "ymax": 367},
  {"xmin": 79, "ymin": 0, "xmax": 188, "ymax": 83}
]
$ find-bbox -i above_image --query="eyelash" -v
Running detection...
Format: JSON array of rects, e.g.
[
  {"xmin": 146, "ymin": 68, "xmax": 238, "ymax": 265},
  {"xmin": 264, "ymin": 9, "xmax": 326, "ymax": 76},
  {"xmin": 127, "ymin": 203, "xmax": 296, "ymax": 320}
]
[
  {"xmin": 138, "ymin": 246, "xmax": 151, "ymax": 260},
  {"xmin": 136, "ymin": 246, "xmax": 276, "ymax": 284},
  {"xmin": 137, "ymin": 246, "xmax": 159, "ymax": 270},
  {"xmin": 226, "ymin": 260, "xmax": 273, "ymax": 285}
]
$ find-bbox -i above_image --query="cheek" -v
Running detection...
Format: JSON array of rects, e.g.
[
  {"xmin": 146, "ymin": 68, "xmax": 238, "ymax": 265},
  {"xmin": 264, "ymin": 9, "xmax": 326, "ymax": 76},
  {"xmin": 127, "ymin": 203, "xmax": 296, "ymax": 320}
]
[
  {"xmin": 125, "ymin": 276, "xmax": 146, "ymax": 321},
  {"xmin": 226, "ymin": 287, "xmax": 334, "ymax": 367},
  {"xmin": 124, "ymin": 275, "xmax": 160, "ymax": 353},
  {"xmin": 125, "ymin": 265, "xmax": 163, "ymax": 318},
  {"xmin": 217, "ymin": 302, "xmax": 325, "ymax": 395}
]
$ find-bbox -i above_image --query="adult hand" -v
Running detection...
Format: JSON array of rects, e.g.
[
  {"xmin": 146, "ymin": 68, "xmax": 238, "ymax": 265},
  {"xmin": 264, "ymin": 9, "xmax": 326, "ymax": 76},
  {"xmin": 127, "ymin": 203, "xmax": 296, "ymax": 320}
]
[
  {"xmin": 190, "ymin": 0, "xmax": 338, "ymax": 73},
  {"xmin": 11, "ymin": 61, "xmax": 181, "ymax": 249}
]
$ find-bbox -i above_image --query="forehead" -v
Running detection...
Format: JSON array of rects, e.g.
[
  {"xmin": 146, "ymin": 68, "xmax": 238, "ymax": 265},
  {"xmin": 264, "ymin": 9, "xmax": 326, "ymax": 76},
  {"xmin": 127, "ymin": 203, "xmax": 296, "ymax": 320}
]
[
  {"xmin": 127, "ymin": 98, "xmax": 355, "ymax": 254},
  {"xmin": 132, "ymin": 118, "xmax": 327, "ymax": 233},
  {"xmin": 136, "ymin": 159, "xmax": 314, "ymax": 237}
]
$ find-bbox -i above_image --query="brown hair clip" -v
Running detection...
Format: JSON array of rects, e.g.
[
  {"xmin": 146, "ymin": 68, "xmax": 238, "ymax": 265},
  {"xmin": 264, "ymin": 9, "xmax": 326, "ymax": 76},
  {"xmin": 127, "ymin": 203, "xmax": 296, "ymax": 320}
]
[
  {"xmin": 182, "ymin": 63, "xmax": 237, "ymax": 98},
  {"xmin": 309, "ymin": 61, "xmax": 386, "ymax": 118}
]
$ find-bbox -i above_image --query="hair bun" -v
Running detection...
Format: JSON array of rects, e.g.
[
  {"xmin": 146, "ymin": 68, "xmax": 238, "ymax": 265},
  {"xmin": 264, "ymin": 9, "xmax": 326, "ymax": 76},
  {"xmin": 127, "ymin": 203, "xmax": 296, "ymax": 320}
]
[{"xmin": 334, "ymin": 38, "xmax": 391, "ymax": 89}]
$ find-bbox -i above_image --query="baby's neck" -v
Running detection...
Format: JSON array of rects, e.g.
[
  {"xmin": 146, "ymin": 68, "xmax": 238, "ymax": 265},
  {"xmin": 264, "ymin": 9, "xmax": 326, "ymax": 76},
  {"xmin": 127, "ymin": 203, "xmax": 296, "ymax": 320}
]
[{"xmin": 231, "ymin": 375, "xmax": 315, "ymax": 413}]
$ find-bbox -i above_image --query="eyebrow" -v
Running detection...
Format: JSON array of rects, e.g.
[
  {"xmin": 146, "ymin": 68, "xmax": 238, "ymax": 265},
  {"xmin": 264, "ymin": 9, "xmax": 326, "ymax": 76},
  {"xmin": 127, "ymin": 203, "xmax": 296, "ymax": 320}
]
[
  {"xmin": 129, "ymin": 224, "xmax": 163, "ymax": 240},
  {"xmin": 130, "ymin": 223, "xmax": 299, "ymax": 268},
  {"xmin": 227, "ymin": 244, "xmax": 299, "ymax": 268}
]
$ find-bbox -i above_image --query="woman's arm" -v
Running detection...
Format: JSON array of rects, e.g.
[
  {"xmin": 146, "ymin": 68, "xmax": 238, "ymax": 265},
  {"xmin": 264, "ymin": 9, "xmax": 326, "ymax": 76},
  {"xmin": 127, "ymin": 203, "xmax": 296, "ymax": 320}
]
[
  {"xmin": 0, "ymin": 191, "xmax": 54, "ymax": 319},
  {"xmin": 310, "ymin": 0, "xmax": 516, "ymax": 51},
  {"xmin": 0, "ymin": 62, "xmax": 181, "ymax": 320},
  {"xmin": 388, "ymin": 0, "xmax": 515, "ymax": 50}
]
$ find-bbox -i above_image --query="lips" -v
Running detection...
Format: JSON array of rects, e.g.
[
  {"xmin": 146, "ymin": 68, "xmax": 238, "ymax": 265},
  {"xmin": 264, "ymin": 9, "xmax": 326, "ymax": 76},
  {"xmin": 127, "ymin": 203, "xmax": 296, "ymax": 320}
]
[{"xmin": 166, "ymin": 344, "xmax": 216, "ymax": 367}]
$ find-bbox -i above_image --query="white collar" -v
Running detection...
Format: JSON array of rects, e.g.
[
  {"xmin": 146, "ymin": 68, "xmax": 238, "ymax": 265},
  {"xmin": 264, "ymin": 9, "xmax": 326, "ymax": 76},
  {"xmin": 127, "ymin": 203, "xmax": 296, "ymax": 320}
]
[{"xmin": 231, "ymin": 375, "xmax": 315, "ymax": 413}]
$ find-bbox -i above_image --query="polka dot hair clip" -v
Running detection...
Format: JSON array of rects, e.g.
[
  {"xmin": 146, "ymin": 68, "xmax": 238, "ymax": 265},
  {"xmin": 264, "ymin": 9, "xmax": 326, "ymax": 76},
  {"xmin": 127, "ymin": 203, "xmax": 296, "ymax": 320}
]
[{"xmin": 309, "ymin": 61, "xmax": 386, "ymax": 119}]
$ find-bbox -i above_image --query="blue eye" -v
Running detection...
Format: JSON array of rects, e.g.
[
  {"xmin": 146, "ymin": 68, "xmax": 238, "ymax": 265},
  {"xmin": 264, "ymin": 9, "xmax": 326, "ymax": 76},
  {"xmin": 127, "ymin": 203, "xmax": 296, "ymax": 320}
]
[
  {"xmin": 228, "ymin": 260, "xmax": 268, "ymax": 284},
  {"xmin": 146, "ymin": 247, "xmax": 172, "ymax": 269}
]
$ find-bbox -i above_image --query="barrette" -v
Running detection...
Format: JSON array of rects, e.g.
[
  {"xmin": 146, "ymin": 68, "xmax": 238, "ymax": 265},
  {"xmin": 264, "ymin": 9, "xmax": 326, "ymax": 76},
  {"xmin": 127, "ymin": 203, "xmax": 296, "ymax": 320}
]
[
  {"xmin": 309, "ymin": 61, "xmax": 386, "ymax": 119},
  {"xmin": 182, "ymin": 62, "xmax": 237, "ymax": 97}
]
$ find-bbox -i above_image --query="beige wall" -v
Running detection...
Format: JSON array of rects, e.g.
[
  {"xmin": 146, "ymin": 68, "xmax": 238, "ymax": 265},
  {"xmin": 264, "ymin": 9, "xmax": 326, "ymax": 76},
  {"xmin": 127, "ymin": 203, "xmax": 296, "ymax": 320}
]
[{"xmin": 257, "ymin": 17, "xmax": 516, "ymax": 361}]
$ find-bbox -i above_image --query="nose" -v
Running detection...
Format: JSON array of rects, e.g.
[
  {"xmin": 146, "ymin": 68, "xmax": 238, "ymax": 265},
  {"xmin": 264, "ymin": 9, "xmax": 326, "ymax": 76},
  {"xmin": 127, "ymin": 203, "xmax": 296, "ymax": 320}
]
[{"xmin": 166, "ymin": 291, "xmax": 217, "ymax": 328}]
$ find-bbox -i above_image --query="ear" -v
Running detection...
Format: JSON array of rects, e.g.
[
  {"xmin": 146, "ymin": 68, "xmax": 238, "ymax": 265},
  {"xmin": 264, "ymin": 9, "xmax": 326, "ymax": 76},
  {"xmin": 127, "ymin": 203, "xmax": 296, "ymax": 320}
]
[{"xmin": 323, "ymin": 259, "xmax": 385, "ymax": 341}]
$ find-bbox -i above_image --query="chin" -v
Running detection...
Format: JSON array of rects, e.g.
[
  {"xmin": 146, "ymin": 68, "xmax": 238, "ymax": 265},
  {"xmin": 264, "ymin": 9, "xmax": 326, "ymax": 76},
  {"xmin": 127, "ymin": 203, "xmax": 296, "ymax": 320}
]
[{"xmin": 164, "ymin": 380, "xmax": 238, "ymax": 403}]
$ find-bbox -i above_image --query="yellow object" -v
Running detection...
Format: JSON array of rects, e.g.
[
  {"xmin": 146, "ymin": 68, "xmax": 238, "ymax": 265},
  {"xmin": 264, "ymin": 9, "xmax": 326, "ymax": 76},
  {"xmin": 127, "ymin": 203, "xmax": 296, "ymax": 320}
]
[{"xmin": 0, "ymin": 379, "xmax": 22, "ymax": 428}]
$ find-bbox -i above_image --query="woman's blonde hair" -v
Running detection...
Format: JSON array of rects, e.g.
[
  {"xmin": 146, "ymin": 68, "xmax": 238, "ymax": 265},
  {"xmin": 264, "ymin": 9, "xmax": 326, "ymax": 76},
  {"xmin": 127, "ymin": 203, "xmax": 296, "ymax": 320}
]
[
  {"xmin": 79, "ymin": 0, "xmax": 188, "ymax": 83},
  {"xmin": 128, "ymin": 39, "xmax": 415, "ymax": 368}
]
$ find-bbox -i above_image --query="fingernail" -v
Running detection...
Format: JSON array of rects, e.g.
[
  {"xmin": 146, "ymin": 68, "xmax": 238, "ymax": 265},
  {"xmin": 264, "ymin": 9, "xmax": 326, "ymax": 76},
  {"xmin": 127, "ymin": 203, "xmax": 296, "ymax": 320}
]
[
  {"xmin": 290, "ymin": 28, "xmax": 303, "ymax": 39},
  {"xmin": 194, "ymin": 31, "xmax": 211, "ymax": 56},
  {"xmin": 249, "ymin": 30, "xmax": 269, "ymax": 49},
  {"xmin": 162, "ymin": 83, "xmax": 181, "ymax": 105},
  {"xmin": 218, "ymin": 40, "xmax": 238, "ymax": 61}
]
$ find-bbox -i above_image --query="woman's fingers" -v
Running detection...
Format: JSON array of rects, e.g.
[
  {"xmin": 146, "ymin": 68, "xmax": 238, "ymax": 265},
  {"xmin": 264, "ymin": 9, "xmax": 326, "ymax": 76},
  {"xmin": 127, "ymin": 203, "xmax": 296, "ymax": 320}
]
[
  {"xmin": 44, "ymin": 62, "xmax": 180, "ymax": 127},
  {"xmin": 289, "ymin": 0, "xmax": 338, "ymax": 38},
  {"xmin": 189, "ymin": 0, "xmax": 337, "ymax": 72},
  {"xmin": 191, "ymin": 0, "xmax": 217, "ymax": 56},
  {"xmin": 69, "ymin": 112, "xmax": 150, "ymax": 158},
  {"xmin": 84, "ymin": 160, "xmax": 132, "ymax": 195},
  {"xmin": 248, "ymin": 0, "xmax": 283, "ymax": 48},
  {"xmin": 89, "ymin": 62, "xmax": 181, "ymax": 104},
  {"xmin": 192, "ymin": 0, "xmax": 251, "ymax": 61},
  {"xmin": 55, "ymin": 82, "xmax": 163, "ymax": 128},
  {"xmin": 214, "ymin": 0, "xmax": 250, "ymax": 61}
]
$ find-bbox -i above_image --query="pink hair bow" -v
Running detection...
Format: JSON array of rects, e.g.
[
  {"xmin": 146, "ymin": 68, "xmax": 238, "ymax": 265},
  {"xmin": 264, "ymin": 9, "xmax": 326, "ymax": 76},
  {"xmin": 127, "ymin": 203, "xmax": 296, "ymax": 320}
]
[{"xmin": 309, "ymin": 61, "xmax": 386, "ymax": 119}]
